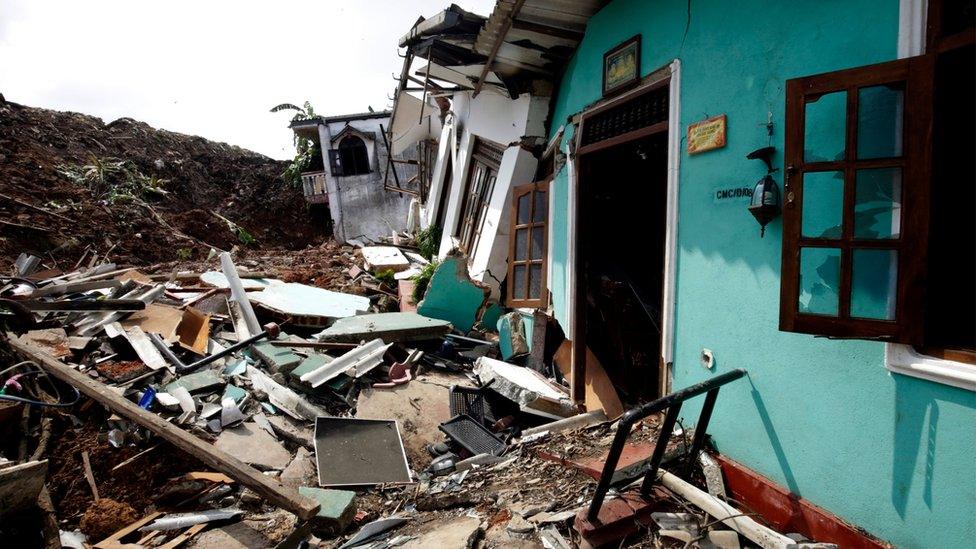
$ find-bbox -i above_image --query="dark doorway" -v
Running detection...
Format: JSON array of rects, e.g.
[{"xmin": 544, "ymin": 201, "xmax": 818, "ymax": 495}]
[{"xmin": 578, "ymin": 131, "xmax": 669, "ymax": 403}]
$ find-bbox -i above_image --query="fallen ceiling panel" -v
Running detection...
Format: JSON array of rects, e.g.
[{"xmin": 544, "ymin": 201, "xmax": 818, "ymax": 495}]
[{"xmin": 314, "ymin": 417, "xmax": 412, "ymax": 486}]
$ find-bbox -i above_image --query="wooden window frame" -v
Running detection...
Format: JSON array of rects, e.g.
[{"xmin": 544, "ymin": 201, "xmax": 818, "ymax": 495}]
[
  {"xmin": 455, "ymin": 137, "xmax": 503, "ymax": 255},
  {"xmin": 780, "ymin": 55, "xmax": 934, "ymax": 343},
  {"xmin": 506, "ymin": 179, "xmax": 551, "ymax": 308}
]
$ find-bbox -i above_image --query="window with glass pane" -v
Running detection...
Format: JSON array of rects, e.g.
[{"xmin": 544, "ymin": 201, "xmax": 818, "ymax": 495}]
[
  {"xmin": 781, "ymin": 55, "xmax": 933, "ymax": 343},
  {"xmin": 456, "ymin": 141, "xmax": 501, "ymax": 254},
  {"xmin": 507, "ymin": 180, "xmax": 551, "ymax": 308}
]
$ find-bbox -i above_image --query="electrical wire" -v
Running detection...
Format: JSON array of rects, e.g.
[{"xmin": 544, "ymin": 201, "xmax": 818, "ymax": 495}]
[{"xmin": 0, "ymin": 362, "xmax": 81, "ymax": 407}]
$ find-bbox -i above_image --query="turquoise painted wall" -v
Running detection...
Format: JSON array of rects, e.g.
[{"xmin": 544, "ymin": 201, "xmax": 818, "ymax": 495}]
[{"xmin": 546, "ymin": 1, "xmax": 976, "ymax": 547}]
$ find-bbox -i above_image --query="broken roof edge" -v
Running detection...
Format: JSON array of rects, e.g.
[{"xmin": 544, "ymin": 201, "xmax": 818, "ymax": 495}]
[
  {"xmin": 289, "ymin": 110, "xmax": 392, "ymax": 130},
  {"xmin": 398, "ymin": 4, "xmax": 488, "ymax": 48}
]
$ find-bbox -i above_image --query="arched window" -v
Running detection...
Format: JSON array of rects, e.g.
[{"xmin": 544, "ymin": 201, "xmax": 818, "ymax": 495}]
[{"xmin": 338, "ymin": 136, "xmax": 370, "ymax": 176}]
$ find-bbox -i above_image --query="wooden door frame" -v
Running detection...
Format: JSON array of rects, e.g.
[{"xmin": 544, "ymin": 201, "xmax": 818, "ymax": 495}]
[{"xmin": 569, "ymin": 61, "xmax": 681, "ymax": 403}]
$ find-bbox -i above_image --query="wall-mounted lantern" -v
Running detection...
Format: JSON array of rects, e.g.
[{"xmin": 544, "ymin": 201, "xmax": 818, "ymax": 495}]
[{"xmin": 746, "ymin": 146, "xmax": 781, "ymax": 237}]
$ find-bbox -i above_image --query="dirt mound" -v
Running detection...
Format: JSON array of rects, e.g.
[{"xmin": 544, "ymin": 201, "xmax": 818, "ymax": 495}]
[
  {"xmin": 79, "ymin": 499, "xmax": 138, "ymax": 541},
  {"xmin": 0, "ymin": 98, "xmax": 329, "ymax": 267}
]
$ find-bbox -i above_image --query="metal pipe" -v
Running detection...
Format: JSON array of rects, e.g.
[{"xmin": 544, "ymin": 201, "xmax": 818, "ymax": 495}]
[
  {"xmin": 150, "ymin": 323, "xmax": 280, "ymax": 373},
  {"xmin": 149, "ymin": 332, "xmax": 188, "ymax": 370}
]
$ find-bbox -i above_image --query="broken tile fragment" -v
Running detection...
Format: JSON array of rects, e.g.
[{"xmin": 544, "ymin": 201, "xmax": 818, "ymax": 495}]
[
  {"xmin": 297, "ymin": 487, "xmax": 357, "ymax": 532},
  {"xmin": 281, "ymin": 448, "xmax": 317, "ymax": 488},
  {"xmin": 165, "ymin": 370, "xmax": 224, "ymax": 395},
  {"xmin": 250, "ymin": 341, "xmax": 302, "ymax": 373}
]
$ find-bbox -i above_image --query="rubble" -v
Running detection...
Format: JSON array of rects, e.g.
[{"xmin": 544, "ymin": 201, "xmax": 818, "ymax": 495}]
[{"xmin": 0, "ymin": 241, "xmax": 811, "ymax": 549}]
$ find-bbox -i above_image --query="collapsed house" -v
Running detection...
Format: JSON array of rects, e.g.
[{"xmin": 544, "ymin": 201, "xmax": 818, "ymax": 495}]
[
  {"xmin": 1, "ymin": 0, "xmax": 973, "ymax": 548},
  {"xmin": 288, "ymin": 110, "xmax": 422, "ymax": 244}
]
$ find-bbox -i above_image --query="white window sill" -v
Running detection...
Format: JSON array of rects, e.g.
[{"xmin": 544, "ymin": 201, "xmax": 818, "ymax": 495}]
[{"xmin": 885, "ymin": 343, "xmax": 976, "ymax": 391}]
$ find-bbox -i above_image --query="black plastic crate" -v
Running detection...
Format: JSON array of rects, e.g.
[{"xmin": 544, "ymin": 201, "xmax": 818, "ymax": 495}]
[
  {"xmin": 439, "ymin": 414, "xmax": 506, "ymax": 456},
  {"xmin": 449, "ymin": 385, "xmax": 489, "ymax": 424}
]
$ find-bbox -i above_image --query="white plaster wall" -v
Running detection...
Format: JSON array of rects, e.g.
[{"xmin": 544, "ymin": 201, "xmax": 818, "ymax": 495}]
[
  {"xmin": 426, "ymin": 91, "xmax": 552, "ymax": 297},
  {"xmin": 471, "ymin": 147, "xmax": 539, "ymax": 299},
  {"xmin": 437, "ymin": 130, "xmax": 474, "ymax": 257},
  {"xmin": 421, "ymin": 118, "xmax": 456, "ymax": 229},
  {"xmin": 311, "ymin": 115, "xmax": 415, "ymax": 244}
]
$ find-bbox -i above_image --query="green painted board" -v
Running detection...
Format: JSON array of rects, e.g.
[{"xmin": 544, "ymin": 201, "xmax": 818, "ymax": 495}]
[
  {"xmin": 315, "ymin": 312, "xmax": 452, "ymax": 343},
  {"xmin": 416, "ymin": 257, "xmax": 489, "ymax": 332}
]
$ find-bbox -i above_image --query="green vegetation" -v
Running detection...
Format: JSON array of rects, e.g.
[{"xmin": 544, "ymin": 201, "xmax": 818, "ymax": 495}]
[
  {"xmin": 411, "ymin": 260, "xmax": 439, "ymax": 303},
  {"xmin": 271, "ymin": 101, "xmax": 320, "ymax": 187},
  {"xmin": 59, "ymin": 155, "xmax": 169, "ymax": 203},
  {"xmin": 176, "ymin": 247, "xmax": 193, "ymax": 260},
  {"xmin": 374, "ymin": 269, "xmax": 396, "ymax": 286},
  {"xmin": 415, "ymin": 225, "xmax": 442, "ymax": 260}
]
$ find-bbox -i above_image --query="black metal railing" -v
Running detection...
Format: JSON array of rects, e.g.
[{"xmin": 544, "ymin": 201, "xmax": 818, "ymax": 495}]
[{"xmin": 587, "ymin": 368, "xmax": 747, "ymax": 521}]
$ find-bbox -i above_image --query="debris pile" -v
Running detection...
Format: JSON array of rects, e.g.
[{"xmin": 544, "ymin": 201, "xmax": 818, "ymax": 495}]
[
  {"xmin": 1, "ymin": 245, "xmax": 809, "ymax": 548},
  {"xmin": 0, "ymin": 98, "xmax": 329, "ymax": 268}
]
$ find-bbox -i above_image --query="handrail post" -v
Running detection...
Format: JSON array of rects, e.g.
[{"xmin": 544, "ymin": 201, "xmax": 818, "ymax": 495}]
[
  {"xmin": 587, "ymin": 415, "xmax": 636, "ymax": 521},
  {"xmin": 684, "ymin": 388, "xmax": 720, "ymax": 475},
  {"xmin": 639, "ymin": 401, "xmax": 682, "ymax": 496}
]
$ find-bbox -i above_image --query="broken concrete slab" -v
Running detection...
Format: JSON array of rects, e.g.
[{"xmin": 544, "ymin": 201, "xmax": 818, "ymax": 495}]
[
  {"xmin": 265, "ymin": 414, "xmax": 314, "ymax": 449},
  {"xmin": 297, "ymin": 487, "xmax": 357, "ymax": 532},
  {"xmin": 289, "ymin": 353, "xmax": 332, "ymax": 383},
  {"xmin": 248, "ymin": 283, "xmax": 370, "ymax": 327},
  {"xmin": 214, "ymin": 422, "xmax": 291, "ymax": 470},
  {"xmin": 247, "ymin": 366, "xmax": 329, "ymax": 422},
  {"xmin": 300, "ymin": 339, "xmax": 391, "ymax": 388},
  {"xmin": 400, "ymin": 516, "xmax": 481, "ymax": 549},
  {"xmin": 281, "ymin": 447, "xmax": 317, "ymax": 488},
  {"xmin": 315, "ymin": 312, "xmax": 451, "ymax": 343},
  {"xmin": 361, "ymin": 246, "xmax": 410, "ymax": 273},
  {"xmin": 355, "ymin": 372, "xmax": 461, "ymax": 467},
  {"xmin": 250, "ymin": 341, "xmax": 302, "ymax": 373},
  {"xmin": 164, "ymin": 370, "xmax": 224, "ymax": 395},
  {"xmin": 416, "ymin": 256, "xmax": 489, "ymax": 333},
  {"xmin": 474, "ymin": 357, "xmax": 575, "ymax": 419},
  {"xmin": 497, "ymin": 312, "xmax": 530, "ymax": 360}
]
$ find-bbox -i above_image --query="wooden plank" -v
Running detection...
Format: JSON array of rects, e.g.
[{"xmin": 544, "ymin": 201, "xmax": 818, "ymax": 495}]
[
  {"xmin": 0, "ymin": 459, "xmax": 47, "ymax": 514},
  {"xmin": 9, "ymin": 339, "xmax": 320, "ymax": 520}
]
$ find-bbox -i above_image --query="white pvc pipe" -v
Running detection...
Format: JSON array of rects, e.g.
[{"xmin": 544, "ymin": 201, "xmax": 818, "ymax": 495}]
[
  {"xmin": 220, "ymin": 252, "xmax": 261, "ymax": 336},
  {"xmin": 658, "ymin": 469, "xmax": 795, "ymax": 549}
]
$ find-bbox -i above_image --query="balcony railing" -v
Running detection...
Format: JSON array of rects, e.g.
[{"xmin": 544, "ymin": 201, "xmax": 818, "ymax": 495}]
[{"xmin": 301, "ymin": 171, "xmax": 328, "ymax": 204}]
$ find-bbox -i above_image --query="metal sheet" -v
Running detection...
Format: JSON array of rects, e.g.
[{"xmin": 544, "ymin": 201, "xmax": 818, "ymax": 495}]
[{"xmin": 313, "ymin": 417, "xmax": 412, "ymax": 486}]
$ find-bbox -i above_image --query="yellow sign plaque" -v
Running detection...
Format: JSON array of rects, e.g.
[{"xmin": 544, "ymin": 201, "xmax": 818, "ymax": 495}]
[{"xmin": 687, "ymin": 114, "xmax": 727, "ymax": 155}]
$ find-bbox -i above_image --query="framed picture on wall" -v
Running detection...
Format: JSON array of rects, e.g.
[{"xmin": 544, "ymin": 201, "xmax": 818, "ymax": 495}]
[{"xmin": 603, "ymin": 35, "xmax": 641, "ymax": 97}]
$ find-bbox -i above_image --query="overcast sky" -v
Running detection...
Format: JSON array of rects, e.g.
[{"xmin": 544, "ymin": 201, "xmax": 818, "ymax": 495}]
[{"xmin": 0, "ymin": 0, "xmax": 494, "ymax": 160}]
